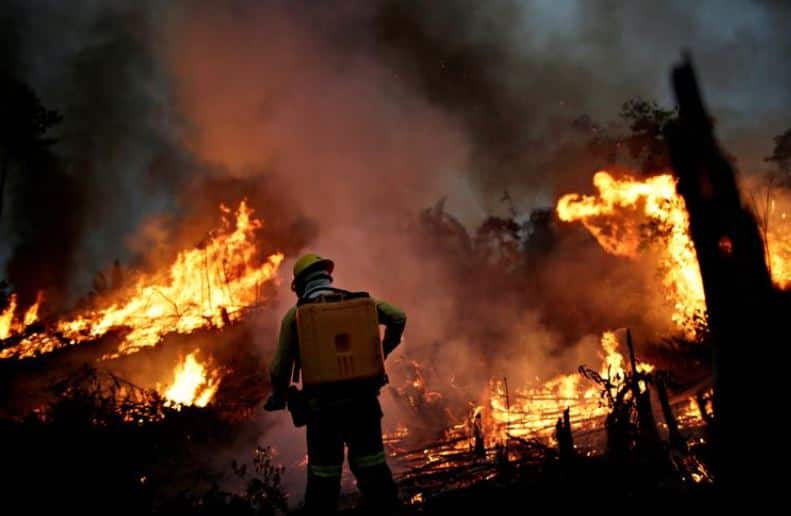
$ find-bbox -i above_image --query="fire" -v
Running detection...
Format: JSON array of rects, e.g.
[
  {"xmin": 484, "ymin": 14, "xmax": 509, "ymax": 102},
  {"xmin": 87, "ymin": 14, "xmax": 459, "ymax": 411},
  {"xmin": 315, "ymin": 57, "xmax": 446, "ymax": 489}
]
[
  {"xmin": 453, "ymin": 330, "xmax": 655, "ymax": 449},
  {"xmin": 0, "ymin": 201, "xmax": 283, "ymax": 359},
  {"xmin": 23, "ymin": 291, "xmax": 43, "ymax": 326},
  {"xmin": 557, "ymin": 171, "xmax": 705, "ymax": 337},
  {"xmin": 161, "ymin": 350, "xmax": 222, "ymax": 408},
  {"xmin": 557, "ymin": 170, "xmax": 791, "ymax": 336},
  {"xmin": 0, "ymin": 292, "xmax": 43, "ymax": 340},
  {"xmin": 0, "ymin": 295, "xmax": 17, "ymax": 340},
  {"xmin": 764, "ymin": 196, "xmax": 791, "ymax": 290}
]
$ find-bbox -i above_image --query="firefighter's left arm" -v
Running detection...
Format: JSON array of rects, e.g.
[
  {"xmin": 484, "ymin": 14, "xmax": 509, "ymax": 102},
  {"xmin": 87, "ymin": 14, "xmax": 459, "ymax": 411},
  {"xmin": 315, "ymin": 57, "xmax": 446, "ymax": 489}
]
[{"xmin": 376, "ymin": 300, "xmax": 407, "ymax": 358}]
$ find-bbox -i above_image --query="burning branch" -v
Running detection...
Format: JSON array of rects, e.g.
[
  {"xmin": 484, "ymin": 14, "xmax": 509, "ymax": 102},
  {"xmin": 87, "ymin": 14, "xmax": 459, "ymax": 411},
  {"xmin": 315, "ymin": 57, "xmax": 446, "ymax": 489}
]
[{"xmin": 0, "ymin": 201, "xmax": 283, "ymax": 360}]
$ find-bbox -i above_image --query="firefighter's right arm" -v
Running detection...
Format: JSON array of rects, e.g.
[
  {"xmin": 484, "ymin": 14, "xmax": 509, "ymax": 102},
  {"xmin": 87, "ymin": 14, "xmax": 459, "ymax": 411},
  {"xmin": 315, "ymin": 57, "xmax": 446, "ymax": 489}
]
[
  {"xmin": 264, "ymin": 306, "xmax": 297, "ymax": 411},
  {"xmin": 376, "ymin": 300, "xmax": 407, "ymax": 358}
]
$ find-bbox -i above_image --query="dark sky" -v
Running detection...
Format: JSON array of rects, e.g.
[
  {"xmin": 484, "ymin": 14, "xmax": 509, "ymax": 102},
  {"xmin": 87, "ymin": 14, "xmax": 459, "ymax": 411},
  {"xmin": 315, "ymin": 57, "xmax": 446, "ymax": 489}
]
[{"xmin": 509, "ymin": 0, "xmax": 790, "ymax": 162}]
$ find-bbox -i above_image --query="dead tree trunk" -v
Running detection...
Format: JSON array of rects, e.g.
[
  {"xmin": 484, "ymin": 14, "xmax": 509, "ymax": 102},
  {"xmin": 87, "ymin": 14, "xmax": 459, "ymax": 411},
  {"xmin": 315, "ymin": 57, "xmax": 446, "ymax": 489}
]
[
  {"xmin": 627, "ymin": 330, "xmax": 660, "ymax": 449},
  {"xmin": 656, "ymin": 376, "xmax": 686, "ymax": 452},
  {"xmin": 555, "ymin": 407, "xmax": 575, "ymax": 464},
  {"xmin": 665, "ymin": 55, "xmax": 780, "ymax": 498}
]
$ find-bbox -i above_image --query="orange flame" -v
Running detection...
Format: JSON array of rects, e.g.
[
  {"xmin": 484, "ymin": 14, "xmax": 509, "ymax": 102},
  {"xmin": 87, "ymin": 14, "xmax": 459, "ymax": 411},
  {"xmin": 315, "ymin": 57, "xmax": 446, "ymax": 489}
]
[
  {"xmin": 452, "ymin": 330, "xmax": 655, "ymax": 450},
  {"xmin": 0, "ymin": 201, "xmax": 283, "ymax": 360},
  {"xmin": 23, "ymin": 291, "xmax": 43, "ymax": 327},
  {"xmin": 763, "ymin": 196, "xmax": 791, "ymax": 290},
  {"xmin": 556, "ymin": 171, "xmax": 705, "ymax": 338},
  {"xmin": 0, "ymin": 294, "xmax": 17, "ymax": 340},
  {"xmin": 0, "ymin": 292, "xmax": 43, "ymax": 340},
  {"xmin": 161, "ymin": 350, "xmax": 222, "ymax": 408}
]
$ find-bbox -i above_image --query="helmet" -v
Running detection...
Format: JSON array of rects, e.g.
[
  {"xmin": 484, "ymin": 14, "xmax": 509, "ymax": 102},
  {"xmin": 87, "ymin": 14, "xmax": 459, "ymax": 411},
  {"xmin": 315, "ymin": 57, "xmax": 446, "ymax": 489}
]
[{"xmin": 291, "ymin": 253, "xmax": 334, "ymax": 291}]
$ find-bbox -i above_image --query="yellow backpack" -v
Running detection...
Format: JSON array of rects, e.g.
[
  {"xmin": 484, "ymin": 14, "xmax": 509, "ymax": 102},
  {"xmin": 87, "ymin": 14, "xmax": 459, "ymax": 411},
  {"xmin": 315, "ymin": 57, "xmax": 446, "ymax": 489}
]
[{"xmin": 295, "ymin": 292, "xmax": 385, "ymax": 386}]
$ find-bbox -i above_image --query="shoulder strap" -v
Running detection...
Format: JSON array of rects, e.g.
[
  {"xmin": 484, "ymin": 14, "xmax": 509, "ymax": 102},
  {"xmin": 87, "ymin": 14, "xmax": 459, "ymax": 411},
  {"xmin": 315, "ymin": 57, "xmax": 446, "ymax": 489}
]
[{"xmin": 297, "ymin": 288, "xmax": 371, "ymax": 306}]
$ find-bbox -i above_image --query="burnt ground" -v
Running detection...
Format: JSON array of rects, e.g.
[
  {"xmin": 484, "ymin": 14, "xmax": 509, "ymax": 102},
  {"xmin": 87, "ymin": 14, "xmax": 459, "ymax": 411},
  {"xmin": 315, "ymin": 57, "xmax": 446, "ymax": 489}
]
[
  {"xmin": 0, "ymin": 398, "xmax": 715, "ymax": 515},
  {"xmin": 0, "ymin": 320, "xmax": 715, "ymax": 515}
]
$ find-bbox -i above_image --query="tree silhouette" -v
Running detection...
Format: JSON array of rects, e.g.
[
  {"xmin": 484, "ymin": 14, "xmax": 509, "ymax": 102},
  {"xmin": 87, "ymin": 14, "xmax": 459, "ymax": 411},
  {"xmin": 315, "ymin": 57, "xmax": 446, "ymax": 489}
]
[
  {"xmin": 587, "ymin": 98, "xmax": 678, "ymax": 175},
  {"xmin": 765, "ymin": 128, "xmax": 791, "ymax": 178},
  {"xmin": 0, "ymin": 75, "xmax": 62, "ymax": 220}
]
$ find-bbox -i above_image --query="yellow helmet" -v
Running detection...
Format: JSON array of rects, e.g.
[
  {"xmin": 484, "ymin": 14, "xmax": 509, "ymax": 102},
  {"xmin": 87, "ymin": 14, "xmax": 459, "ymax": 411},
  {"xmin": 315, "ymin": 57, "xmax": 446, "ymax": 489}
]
[{"xmin": 291, "ymin": 253, "xmax": 334, "ymax": 291}]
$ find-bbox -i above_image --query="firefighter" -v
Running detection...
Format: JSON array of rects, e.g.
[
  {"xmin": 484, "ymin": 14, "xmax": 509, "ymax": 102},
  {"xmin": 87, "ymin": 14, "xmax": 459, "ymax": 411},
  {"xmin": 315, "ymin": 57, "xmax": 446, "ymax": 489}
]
[{"xmin": 264, "ymin": 253, "xmax": 406, "ymax": 513}]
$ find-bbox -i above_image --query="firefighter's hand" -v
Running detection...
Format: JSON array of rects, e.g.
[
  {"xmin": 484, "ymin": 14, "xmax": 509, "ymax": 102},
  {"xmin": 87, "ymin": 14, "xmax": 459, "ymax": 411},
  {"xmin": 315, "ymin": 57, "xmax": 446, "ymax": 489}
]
[{"xmin": 263, "ymin": 393, "xmax": 287, "ymax": 412}]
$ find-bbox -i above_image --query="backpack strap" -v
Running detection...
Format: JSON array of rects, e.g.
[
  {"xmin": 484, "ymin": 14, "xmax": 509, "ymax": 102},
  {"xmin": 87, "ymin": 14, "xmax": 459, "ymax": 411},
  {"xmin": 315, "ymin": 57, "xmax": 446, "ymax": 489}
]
[{"xmin": 297, "ymin": 288, "xmax": 371, "ymax": 306}]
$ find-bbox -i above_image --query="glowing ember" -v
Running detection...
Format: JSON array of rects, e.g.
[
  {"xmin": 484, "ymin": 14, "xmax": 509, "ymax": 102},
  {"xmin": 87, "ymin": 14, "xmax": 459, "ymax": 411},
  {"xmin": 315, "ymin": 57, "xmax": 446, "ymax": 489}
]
[
  {"xmin": 161, "ymin": 350, "xmax": 222, "ymax": 408},
  {"xmin": 682, "ymin": 397, "xmax": 702, "ymax": 421},
  {"xmin": 557, "ymin": 171, "xmax": 705, "ymax": 337},
  {"xmin": 0, "ymin": 201, "xmax": 283, "ymax": 359}
]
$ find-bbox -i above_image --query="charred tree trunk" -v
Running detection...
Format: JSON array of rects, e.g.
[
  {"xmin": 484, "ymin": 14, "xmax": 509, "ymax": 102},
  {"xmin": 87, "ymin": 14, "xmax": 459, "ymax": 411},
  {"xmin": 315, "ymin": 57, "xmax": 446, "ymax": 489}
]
[
  {"xmin": 665, "ymin": 56, "xmax": 781, "ymax": 499},
  {"xmin": 605, "ymin": 404, "xmax": 632, "ymax": 465},
  {"xmin": 635, "ymin": 390, "xmax": 660, "ymax": 450},
  {"xmin": 626, "ymin": 330, "xmax": 660, "ymax": 449},
  {"xmin": 656, "ymin": 377, "xmax": 686, "ymax": 452},
  {"xmin": 555, "ymin": 406, "xmax": 575, "ymax": 464}
]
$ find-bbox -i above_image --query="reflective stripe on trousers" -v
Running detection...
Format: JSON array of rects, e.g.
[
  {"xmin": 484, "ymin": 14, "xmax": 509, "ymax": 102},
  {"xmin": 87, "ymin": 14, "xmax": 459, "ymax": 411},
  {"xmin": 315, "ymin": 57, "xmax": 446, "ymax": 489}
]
[
  {"xmin": 309, "ymin": 463, "xmax": 343, "ymax": 478},
  {"xmin": 349, "ymin": 450, "xmax": 386, "ymax": 470}
]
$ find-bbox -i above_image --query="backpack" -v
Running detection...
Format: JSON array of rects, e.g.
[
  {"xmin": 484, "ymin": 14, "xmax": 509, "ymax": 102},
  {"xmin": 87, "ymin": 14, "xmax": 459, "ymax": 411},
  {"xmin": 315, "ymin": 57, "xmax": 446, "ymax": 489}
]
[{"xmin": 295, "ymin": 289, "xmax": 385, "ymax": 387}]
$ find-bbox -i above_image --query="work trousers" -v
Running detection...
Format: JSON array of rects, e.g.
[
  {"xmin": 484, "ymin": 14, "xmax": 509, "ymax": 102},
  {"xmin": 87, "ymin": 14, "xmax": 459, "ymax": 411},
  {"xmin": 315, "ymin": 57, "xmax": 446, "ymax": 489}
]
[{"xmin": 303, "ymin": 396, "xmax": 398, "ymax": 514}]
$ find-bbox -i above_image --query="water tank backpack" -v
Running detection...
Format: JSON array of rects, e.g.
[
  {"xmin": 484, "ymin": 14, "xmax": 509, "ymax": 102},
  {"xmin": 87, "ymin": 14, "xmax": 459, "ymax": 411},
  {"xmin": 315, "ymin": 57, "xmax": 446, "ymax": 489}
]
[{"xmin": 295, "ymin": 292, "xmax": 385, "ymax": 386}]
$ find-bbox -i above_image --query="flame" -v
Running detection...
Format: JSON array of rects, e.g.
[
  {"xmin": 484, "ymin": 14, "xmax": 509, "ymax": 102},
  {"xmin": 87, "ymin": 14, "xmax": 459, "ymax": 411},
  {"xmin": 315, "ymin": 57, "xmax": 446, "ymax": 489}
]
[
  {"xmin": 23, "ymin": 292, "xmax": 43, "ymax": 327},
  {"xmin": 0, "ymin": 294, "xmax": 17, "ymax": 340},
  {"xmin": 557, "ymin": 171, "xmax": 705, "ymax": 337},
  {"xmin": 683, "ymin": 397, "xmax": 702, "ymax": 421},
  {"xmin": 161, "ymin": 350, "xmax": 222, "ymax": 408},
  {"xmin": 557, "ymin": 171, "xmax": 791, "ymax": 335},
  {"xmin": 763, "ymin": 196, "xmax": 791, "ymax": 290},
  {"xmin": 0, "ymin": 292, "xmax": 43, "ymax": 340},
  {"xmin": 1, "ymin": 201, "xmax": 283, "ymax": 359},
  {"xmin": 449, "ymin": 330, "xmax": 655, "ymax": 450}
]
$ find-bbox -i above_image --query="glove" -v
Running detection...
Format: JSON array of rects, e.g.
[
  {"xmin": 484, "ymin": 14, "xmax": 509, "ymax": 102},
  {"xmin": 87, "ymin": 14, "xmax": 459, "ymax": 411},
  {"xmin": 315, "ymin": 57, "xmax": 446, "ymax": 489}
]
[{"xmin": 263, "ymin": 392, "xmax": 287, "ymax": 411}]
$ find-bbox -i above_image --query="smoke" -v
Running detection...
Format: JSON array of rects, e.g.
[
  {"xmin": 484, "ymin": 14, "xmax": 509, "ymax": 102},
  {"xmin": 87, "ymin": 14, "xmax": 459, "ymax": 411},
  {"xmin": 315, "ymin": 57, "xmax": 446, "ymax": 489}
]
[
  {"xmin": 3, "ymin": 0, "xmax": 789, "ymax": 300},
  {"xmin": 2, "ymin": 0, "xmax": 790, "ymax": 501},
  {"xmin": 370, "ymin": 0, "xmax": 791, "ymax": 207}
]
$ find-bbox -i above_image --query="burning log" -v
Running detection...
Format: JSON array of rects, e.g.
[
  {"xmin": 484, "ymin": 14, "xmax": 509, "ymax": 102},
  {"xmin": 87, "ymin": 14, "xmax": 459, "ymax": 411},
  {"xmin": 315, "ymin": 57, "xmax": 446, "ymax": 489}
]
[{"xmin": 694, "ymin": 390, "xmax": 714, "ymax": 428}]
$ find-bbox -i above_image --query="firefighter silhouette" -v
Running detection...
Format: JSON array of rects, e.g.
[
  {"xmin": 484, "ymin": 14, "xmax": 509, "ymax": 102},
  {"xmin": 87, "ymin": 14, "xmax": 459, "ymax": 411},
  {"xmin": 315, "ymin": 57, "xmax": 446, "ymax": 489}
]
[{"xmin": 265, "ymin": 253, "xmax": 406, "ymax": 513}]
